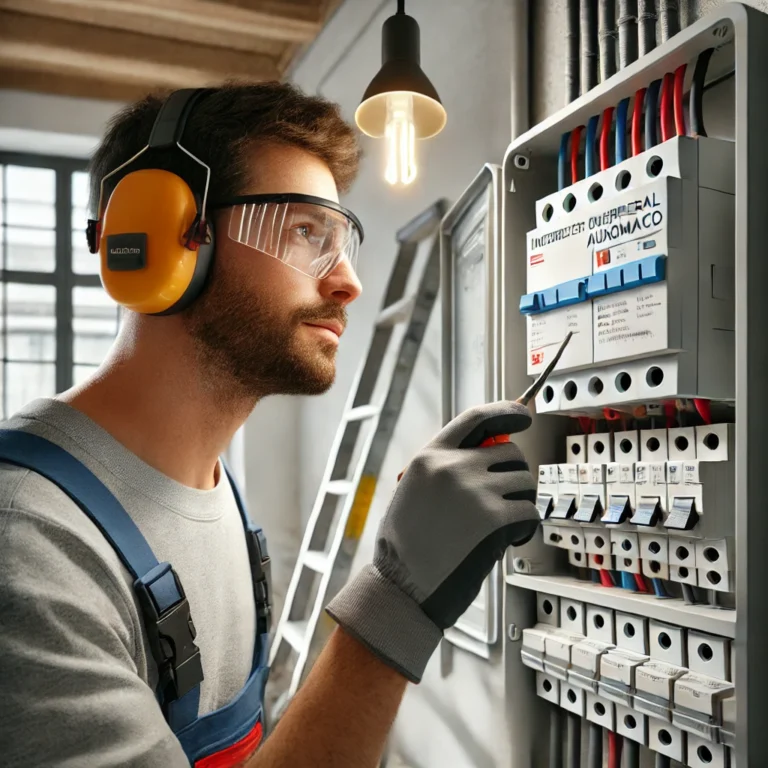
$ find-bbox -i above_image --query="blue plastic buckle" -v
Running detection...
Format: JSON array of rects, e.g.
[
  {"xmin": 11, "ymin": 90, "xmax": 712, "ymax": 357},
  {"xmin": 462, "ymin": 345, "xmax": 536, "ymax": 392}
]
[{"xmin": 135, "ymin": 563, "xmax": 204, "ymax": 704}]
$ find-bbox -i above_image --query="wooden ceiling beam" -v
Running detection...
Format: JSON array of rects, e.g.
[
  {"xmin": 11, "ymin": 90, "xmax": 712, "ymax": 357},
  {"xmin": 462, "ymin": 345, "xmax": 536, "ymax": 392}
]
[
  {"xmin": 0, "ymin": 0, "xmax": 320, "ymax": 46},
  {"xmin": 0, "ymin": 11, "xmax": 280, "ymax": 92}
]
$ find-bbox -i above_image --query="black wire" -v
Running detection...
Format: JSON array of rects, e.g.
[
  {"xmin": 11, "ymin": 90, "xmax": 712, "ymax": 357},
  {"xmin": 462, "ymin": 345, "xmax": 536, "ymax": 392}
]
[
  {"xmin": 566, "ymin": 713, "xmax": 581, "ymax": 768},
  {"xmin": 625, "ymin": 740, "xmax": 640, "ymax": 768},
  {"xmin": 397, "ymin": 0, "xmax": 404, "ymax": 13},
  {"xmin": 691, "ymin": 48, "xmax": 714, "ymax": 136},
  {"xmin": 581, "ymin": 0, "xmax": 599, "ymax": 93},
  {"xmin": 566, "ymin": 0, "xmax": 581, "ymax": 102},
  {"xmin": 655, "ymin": 753, "xmax": 672, "ymax": 768},
  {"xmin": 688, "ymin": 48, "xmax": 714, "ymax": 136},
  {"xmin": 645, "ymin": 78, "xmax": 662, "ymax": 149},
  {"xmin": 599, "ymin": 0, "xmax": 617, "ymax": 80},
  {"xmin": 550, "ymin": 706, "xmax": 563, "ymax": 768},
  {"xmin": 587, "ymin": 722, "xmax": 602, "ymax": 768}
]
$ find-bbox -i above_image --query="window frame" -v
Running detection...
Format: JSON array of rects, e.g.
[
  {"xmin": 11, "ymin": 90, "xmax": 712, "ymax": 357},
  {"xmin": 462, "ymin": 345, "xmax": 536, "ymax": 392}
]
[{"xmin": 1, "ymin": 151, "xmax": 103, "ymax": 411}]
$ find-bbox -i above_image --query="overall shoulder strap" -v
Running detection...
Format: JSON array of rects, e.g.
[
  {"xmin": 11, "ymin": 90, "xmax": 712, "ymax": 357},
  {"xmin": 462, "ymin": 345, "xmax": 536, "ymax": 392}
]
[
  {"xmin": 0, "ymin": 429, "xmax": 203, "ymax": 731},
  {"xmin": 221, "ymin": 463, "xmax": 272, "ymax": 640}
]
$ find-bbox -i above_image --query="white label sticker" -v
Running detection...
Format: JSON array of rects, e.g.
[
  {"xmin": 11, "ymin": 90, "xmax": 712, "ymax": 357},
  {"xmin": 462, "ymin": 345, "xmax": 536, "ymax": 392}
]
[
  {"xmin": 594, "ymin": 284, "xmax": 669, "ymax": 363},
  {"xmin": 527, "ymin": 305, "xmax": 592, "ymax": 375},
  {"xmin": 591, "ymin": 464, "xmax": 606, "ymax": 483},
  {"xmin": 620, "ymin": 464, "xmax": 635, "ymax": 483},
  {"xmin": 667, "ymin": 461, "xmax": 683, "ymax": 485}
]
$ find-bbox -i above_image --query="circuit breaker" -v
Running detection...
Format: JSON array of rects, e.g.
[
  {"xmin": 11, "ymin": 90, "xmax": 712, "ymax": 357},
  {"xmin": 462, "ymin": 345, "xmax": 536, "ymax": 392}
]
[{"xmin": 483, "ymin": 5, "xmax": 768, "ymax": 767}]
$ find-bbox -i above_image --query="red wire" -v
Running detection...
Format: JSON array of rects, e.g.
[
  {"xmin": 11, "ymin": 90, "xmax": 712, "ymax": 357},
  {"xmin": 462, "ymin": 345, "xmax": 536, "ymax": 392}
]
[
  {"xmin": 608, "ymin": 731, "xmax": 623, "ymax": 768},
  {"xmin": 571, "ymin": 125, "xmax": 583, "ymax": 184},
  {"xmin": 634, "ymin": 573, "xmax": 651, "ymax": 593},
  {"xmin": 632, "ymin": 87, "xmax": 646, "ymax": 157},
  {"xmin": 674, "ymin": 64, "xmax": 687, "ymax": 136},
  {"xmin": 600, "ymin": 569, "xmax": 614, "ymax": 587},
  {"xmin": 694, "ymin": 398, "xmax": 712, "ymax": 425},
  {"xmin": 664, "ymin": 401, "xmax": 677, "ymax": 428},
  {"xmin": 600, "ymin": 107, "xmax": 614, "ymax": 171},
  {"xmin": 660, "ymin": 72, "xmax": 674, "ymax": 141}
]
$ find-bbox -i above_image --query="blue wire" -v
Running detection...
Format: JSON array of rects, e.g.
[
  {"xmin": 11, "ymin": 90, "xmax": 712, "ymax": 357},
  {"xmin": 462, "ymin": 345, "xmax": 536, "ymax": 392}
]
[
  {"xmin": 620, "ymin": 571, "xmax": 637, "ymax": 591},
  {"xmin": 652, "ymin": 578, "xmax": 668, "ymax": 598},
  {"xmin": 645, "ymin": 79, "xmax": 662, "ymax": 150},
  {"xmin": 585, "ymin": 115, "xmax": 599, "ymax": 177},
  {"xmin": 592, "ymin": 569, "xmax": 601, "ymax": 584},
  {"xmin": 615, "ymin": 97, "xmax": 630, "ymax": 163},
  {"xmin": 558, "ymin": 132, "xmax": 569, "ymax": 190}
]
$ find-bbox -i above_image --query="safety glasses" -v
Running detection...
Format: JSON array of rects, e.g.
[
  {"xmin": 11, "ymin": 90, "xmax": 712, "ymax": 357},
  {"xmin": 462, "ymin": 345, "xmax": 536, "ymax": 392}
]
[{"xmin": 211, "ymin": 193, "xmax": 364, "ymax": 280}]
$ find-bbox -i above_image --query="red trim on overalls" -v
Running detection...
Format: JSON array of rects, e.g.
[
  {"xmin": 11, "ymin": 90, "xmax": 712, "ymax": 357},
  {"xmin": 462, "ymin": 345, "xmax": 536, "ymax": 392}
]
[{"xmin": 195, "ymin": 721, "xmax": 263, "ymax": 768}]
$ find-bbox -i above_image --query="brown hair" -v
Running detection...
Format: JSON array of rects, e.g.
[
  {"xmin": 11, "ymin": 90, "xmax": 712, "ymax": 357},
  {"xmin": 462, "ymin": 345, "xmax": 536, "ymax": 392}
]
[{"xmin": 89, "ymin": 81, "xmax": 361, "ymax": 215}]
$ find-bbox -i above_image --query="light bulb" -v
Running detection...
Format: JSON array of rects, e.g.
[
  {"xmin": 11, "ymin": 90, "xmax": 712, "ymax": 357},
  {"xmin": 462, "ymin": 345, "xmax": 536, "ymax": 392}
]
[{"xmin": 384, "ymin": 92, "xmax": 417, "ymax": 186}]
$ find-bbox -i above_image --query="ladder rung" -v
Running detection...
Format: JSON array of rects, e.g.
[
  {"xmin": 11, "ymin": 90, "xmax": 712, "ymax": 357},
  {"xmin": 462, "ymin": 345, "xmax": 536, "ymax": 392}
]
[
  {"xmin": 376, "ymin": 295, "xmax": 416, "ymax": 328},
  {"xmin": 346, "ymin": 405, "xmax": 380, "ymax": 421},
  {"xmin": 325, "ymin": 480, "xmax": 354, "ymax": 496},
  {"xmin": 282, "ymin": 620, "xmax": 308, "ymax": 652},
  {"xmin": 303, "ymin": 550, "xmax": 329, "ymax": 574}
]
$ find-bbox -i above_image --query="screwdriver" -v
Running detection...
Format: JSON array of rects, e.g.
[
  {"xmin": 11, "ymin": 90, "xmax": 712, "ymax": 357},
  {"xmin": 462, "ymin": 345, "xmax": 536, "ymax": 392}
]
[
  {"xmin": 480, "ymin": 331, "xmax": 574, "ymax": 447},
  {"xmin": 397, "ymin": 332, "xmax": 574, "ymax": 480}
]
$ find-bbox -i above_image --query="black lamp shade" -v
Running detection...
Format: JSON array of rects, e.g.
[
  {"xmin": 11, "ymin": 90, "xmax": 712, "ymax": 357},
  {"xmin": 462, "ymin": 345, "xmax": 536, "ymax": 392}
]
[{"xmin": 355, "ymin": 12, "xmax": 447, "ymax": 139}]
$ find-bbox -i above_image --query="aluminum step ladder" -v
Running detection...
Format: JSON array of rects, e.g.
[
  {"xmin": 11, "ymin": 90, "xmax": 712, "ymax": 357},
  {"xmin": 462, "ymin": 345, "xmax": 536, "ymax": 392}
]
[{"xmin": 269, "ymin": 199, "xmax": 448, "ymax": 699}]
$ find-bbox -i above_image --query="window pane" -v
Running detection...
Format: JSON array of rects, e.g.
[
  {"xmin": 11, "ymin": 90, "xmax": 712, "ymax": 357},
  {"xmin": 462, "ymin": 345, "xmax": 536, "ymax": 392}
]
[
  {"xmin": 5, "ymin": 226, "xmax": 55, "ymax": 272},
  {"xmin": 6, "ymin": 165, "xmax": 56, "ymax": 203},
  {"xmin": 6, "ymin": 362, "xmax": 55, "ymax": 415},
  {"xmin": 6, "ymin": 201, "xmax": 55, "ymax": 229},
  {"xmin": 6, "ymin": 283, "xmax": 56, "ymax": 361},
  {"xmin": 73, "ymin": 364, "xmax": 98, "ymax": 387},
  {"xmin": 72, "ymin": 171, "xmax": 90, "ymax": 209},
  {"xmin": 72, "ymin": 191, "xmax": 97, "ymax": 275},
  {"xmin": 73, "ymin": 286, "xmax": 118, "ymax": 365}
]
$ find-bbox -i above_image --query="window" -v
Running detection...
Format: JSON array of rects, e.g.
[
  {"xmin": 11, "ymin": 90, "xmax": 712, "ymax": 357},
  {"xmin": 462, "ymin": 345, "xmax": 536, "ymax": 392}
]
[{"xmin": 1, "ymin": 153, "xmax": 120, "ymax": 418}]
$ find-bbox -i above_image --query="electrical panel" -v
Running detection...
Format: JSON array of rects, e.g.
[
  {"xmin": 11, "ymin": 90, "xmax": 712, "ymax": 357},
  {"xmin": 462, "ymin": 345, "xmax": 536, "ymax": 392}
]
[{"xmin": 470, "ymin": 5, "xmax": 768, "ymax": 767}]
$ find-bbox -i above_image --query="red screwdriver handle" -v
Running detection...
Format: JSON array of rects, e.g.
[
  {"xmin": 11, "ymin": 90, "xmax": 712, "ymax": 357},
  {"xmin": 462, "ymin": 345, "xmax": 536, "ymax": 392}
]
[{"xmin": 480, "ymin": 434, "xmax": 511, "ymax": 447}]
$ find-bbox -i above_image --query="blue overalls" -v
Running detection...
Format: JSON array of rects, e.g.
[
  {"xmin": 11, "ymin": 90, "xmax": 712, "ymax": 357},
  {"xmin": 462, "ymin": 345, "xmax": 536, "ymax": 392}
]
[{"xmin": 0, "ymin": 430, "xmax": 271, "ymax": 767}]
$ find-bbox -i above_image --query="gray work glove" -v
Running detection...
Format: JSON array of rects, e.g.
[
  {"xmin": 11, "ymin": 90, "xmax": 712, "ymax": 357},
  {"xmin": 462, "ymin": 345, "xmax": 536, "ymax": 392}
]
[{"xmin": 326, "ymin": 401, "xmax": 539, "ymax": 683}]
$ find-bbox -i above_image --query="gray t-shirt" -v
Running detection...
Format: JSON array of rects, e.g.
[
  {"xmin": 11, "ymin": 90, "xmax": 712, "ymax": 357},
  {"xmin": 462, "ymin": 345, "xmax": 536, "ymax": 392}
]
[{"xmin": 0, "ymin": 399, "xmax": 257, "ymax": 767}]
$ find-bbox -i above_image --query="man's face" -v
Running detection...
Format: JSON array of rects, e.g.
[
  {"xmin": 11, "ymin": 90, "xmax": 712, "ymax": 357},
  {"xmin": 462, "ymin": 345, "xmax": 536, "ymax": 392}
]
[{"xmin": 183, "ymin": 143, "xmax": 362, "ymax": 398}]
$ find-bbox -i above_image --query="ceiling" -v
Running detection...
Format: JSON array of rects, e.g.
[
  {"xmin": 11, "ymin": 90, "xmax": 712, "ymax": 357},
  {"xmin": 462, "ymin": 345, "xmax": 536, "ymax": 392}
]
[{"xmin": 0, "ymin": 0, "xmax": 343, "ymax": 102}]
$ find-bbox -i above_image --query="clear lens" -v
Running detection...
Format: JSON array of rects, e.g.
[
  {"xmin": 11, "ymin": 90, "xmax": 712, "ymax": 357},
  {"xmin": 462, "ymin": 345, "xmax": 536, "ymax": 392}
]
[{"xmin": 228, "ymin": 202, "xmax": 360, "ymax": 279}]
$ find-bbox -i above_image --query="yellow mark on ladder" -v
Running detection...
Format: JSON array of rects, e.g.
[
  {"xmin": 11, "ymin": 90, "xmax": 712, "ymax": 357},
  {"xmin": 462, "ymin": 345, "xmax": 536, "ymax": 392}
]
[{"xmin": 344, "ymin": 475, "xmax": 377, "ymax": 540}]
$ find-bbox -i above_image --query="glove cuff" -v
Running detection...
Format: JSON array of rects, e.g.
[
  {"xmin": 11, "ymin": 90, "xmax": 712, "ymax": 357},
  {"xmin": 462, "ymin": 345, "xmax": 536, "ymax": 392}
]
[{"xmin": 326, "ymin": 564, "xmax": 442, "ymax": 683}]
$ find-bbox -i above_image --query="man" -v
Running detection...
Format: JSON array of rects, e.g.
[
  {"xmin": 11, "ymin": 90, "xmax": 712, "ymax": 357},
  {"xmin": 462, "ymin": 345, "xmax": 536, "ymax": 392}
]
[{"xmin": 0, "ymin": 82, "xmax": 539, "ymax": 767}]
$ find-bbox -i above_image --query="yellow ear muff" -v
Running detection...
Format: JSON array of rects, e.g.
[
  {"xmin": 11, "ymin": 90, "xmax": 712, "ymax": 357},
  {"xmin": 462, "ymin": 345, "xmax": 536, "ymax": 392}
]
[{"xmin": 99, "ymin": 168, "xmax": 204, "ymax": 315}]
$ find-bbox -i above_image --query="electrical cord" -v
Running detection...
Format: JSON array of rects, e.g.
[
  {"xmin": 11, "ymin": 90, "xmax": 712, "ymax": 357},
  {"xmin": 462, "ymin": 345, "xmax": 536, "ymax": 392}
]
[
  {"xmin": 645, "ymin": 78, "xmax": 662, "ymax": 149},
  {"xmin": 691, "ymin": 48, "xmax": 714, "ymax": 136},
  {"xmin": 566, "ymin": 0, "xmax": 581, "ymax": 103},
  {"xmin": 652, "ymin": 578, "xmax": 668, "ymax": 598},
  {"xmin": 618, "ymin": 0, "xmax": 638, "ymax": 68},
  {"xmin": 660, "ymin": 72, "xmax": 674, "ymax": 141},
  {"xmin": 586, "ymin": 114, "xmax": 600, "ymax": 176},
  {"xmin": 599, "ymin": 0, "xmax": 617, "ymax": 81},
  {"xmin": 621, "ymin": 571, "xmax": 637, "ymax": 591},
  {"xmin": 571, "ymin": 125, "xmax": 583, "ymax": 183},
  {"xmin": 566, "ymin": 713, "xmax": 581, "ymax": 768},
  {"xmin": 681, "ymin": 582, "xmax": 697, "ymax": 605},
  {"xmin": 674, "ymin": 63, "xmax": 687, "ymax": 135},
  {"xmin": 631, "ymin": 87, "xmax": 645, "ymax": 156},
  {"xmin": 581, "ymin": 0, "xmax": 599, "ymax": 93},
  {"xmin": 638, "ymin": 0, "xmax": 657, "ymax": 55},
  {"xmin": 608, "ymin": 731, "xmax": 623, "ymax": 768},
  {"xmin": 587, "ymin": 722, "xmax": 602, "ymax": 768},
  {"xmin": 625, "ymin": 740, "xmax": 640, "ymax": 768},
  {"xmin": 615, "ymin": 96, "xmax": 630, "ymax": 163},
  {"xmin": 558, "ymin": 133, "xmax": 570, "ymax": 190},
  {"xmin": 600, "ymin": 106, "xmax": 614, "ymax": 170},
  {"xmin": 659, "ymin": 0, "xmax": 680, "ymax": 42},
  {"xmin": 550, "ymin": 706, "xmax": 563, "ymax": 768},
  {"xmin": 655, "ymin": 753, "xmax": 671, "ymax": 768},
  {"xmin": 634, "ymin": 572, "xmax": 650, "ymax": 592}
]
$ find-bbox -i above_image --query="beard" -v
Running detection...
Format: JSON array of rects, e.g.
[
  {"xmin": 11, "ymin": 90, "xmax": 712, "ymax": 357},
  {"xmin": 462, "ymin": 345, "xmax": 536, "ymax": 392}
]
[{"xmin": 183, "ymin": 259, "xmax": 346, "ymax": 399}]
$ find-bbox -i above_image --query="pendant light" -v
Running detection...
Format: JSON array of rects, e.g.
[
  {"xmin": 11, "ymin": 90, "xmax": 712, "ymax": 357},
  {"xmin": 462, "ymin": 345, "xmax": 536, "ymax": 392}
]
[{"xmin": 355, "ymin": 0, "xmax": 447, "ymax": 186}]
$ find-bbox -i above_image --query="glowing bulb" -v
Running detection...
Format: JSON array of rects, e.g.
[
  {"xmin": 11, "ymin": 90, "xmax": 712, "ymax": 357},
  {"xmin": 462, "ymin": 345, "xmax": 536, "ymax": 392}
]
[{"xmin": 384, "ymin": 92, "xmax": 417, "ymax": 186}]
